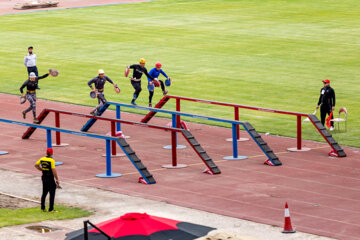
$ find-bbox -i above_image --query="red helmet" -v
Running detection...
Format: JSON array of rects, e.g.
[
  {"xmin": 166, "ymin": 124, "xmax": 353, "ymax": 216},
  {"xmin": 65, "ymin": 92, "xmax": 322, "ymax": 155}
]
[
  {"xmin": 155, "ymin": 62, "xmax": 162, "ymax": 68},
  {"xmin": 47, "ymin": 148, "xmax": 53, "ymax": 155}
]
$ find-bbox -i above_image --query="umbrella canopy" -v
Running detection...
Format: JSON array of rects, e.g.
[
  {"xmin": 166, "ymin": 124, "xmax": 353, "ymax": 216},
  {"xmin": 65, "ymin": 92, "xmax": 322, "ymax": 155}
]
[{"xmin": 65, "ymin": 212, "xmax": 215, "ymax": 240}]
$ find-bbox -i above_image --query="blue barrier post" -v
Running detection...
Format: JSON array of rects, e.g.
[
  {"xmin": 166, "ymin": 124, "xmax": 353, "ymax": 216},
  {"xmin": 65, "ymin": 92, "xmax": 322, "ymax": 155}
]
[
  {"xmin": 163, "ymin": 114, "xmax": 186, "ymax": 150},
  {"xmin": 46, "ymin": 129, "xmax": 52, "ymax": 149},
  {"xmin": 115, "ymin": 105, "xmax": 130, "ymax": 139},
  {"xmin": 47, "ymin": 129, "xmax": 63, "ymax": 166},
  {"xmin": 116, "ymin": 105, "xmax": 121, "ymax": 131},
  {"xmin": 96, "ymin": 139, "xmax": 122, "ymax": 178},
  {"xmin": 223, "ymin": 124, "xmax": 248, "ymax": 160}
]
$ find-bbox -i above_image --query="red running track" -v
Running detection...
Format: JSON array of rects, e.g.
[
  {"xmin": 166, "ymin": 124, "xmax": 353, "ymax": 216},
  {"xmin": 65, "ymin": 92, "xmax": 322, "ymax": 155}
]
[{"xmin": 0, "ymin": 93, "xmax": 359, "ymax": 239}]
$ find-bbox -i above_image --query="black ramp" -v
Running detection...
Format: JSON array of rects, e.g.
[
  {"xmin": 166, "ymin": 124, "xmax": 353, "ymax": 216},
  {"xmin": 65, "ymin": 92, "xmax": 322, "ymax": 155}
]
[
  {"xmin": 181, "ymin": 130, "xmax": 221, "ymax": 174},
  {"xmin": 308, "ymin": 115, "xmax": 346, "ymax": 157},
  {"xmin": 116, "ymin": 138, "xmax": 156, "ymax": 184},
  {"xmin": 242, "ymin": 122, "xmax": 282, "ymax": 166}
]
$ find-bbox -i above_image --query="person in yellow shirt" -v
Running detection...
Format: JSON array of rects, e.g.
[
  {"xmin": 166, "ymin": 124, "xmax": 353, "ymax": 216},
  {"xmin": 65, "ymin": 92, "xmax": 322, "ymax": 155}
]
[{"xmin": 34, "ymin": 148, "xmax": 60, "ymax": 212}]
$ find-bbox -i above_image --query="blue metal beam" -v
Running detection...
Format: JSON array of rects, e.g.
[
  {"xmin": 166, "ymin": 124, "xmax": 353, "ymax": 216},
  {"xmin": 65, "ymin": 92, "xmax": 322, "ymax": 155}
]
[
  {"xmin": 107, "ymin": 102, "xmax": 245, "ymax": 126},
  {"xmin": 0, "ymin": 118, "xmax": 118, "ymax": 141}
]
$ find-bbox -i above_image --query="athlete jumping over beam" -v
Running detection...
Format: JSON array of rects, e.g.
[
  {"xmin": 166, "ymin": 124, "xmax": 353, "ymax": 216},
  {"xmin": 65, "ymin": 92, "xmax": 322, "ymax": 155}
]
[
  {"xmin": 147, "ymin": 62, "xmax": 170, "ymax": 107},
  {"xmin": 126, "ymin": 58, "xmax": 154, "ymax": 105},
  {"xmin": 88, "ymin": 69, "xmax": 119, "ymax": 116}
]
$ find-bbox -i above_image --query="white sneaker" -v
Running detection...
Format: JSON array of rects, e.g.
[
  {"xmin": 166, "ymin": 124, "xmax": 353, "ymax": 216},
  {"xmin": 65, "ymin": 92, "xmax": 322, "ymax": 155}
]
[{"xmin": 329, "ymin": 127, "xmax": 334, "ymax": 131}]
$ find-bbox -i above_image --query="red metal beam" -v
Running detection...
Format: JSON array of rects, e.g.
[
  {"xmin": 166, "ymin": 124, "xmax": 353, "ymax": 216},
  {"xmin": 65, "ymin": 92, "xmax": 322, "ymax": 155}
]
[{"xmin": 167, "ymin": 95, "xmax": 308, "ymax": 117}]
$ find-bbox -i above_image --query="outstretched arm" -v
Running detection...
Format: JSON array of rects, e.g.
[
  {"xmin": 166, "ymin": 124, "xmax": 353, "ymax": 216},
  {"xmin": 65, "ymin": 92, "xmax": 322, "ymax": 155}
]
[
  {"xmin": 160, "ymin": 69, "xmax": 169, "ymax": 79},
  {"xmin": 37, "ymin": 71, "xmax": 50, "ymax": 80}
]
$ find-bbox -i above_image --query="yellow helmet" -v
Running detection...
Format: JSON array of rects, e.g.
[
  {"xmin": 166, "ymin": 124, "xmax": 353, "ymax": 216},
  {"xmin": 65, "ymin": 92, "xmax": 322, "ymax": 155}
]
[{"xmin": 139, "ymin": 58, "xmax": 146, "ymax": 64}]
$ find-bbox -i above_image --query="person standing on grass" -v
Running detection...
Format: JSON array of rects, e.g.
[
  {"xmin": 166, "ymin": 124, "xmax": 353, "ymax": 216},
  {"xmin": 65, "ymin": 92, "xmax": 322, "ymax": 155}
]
[
  {"xmin": 147, "ymin": 62, "xmax": 170, "ymax": 107},
  {"xmin": 126, "ymin": 58, "xmax": 154, "ymax": 105},
  {"xmin": 20, "ymin": 70, "xmax": 51, "ymax": 123},
  {"xmin": 88, "ymin": 69, "xmax": 118, "ymax": 115},
  {"xmin": 316, "ymin": 79, "xmax": 335, "ymax": 131},
  {"xmin": 24, "ymin": 46, "xmax": 38, "ymax": 76},
  {"xmin": 34, "ymin": 148, "xmax": 61, "ymax": 212}
]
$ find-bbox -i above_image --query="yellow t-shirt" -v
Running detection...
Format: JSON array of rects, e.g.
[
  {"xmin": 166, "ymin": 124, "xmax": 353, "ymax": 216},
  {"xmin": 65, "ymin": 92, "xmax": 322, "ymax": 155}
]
[{"xmin": 35, "ymin": 157, "xmax": 55, "ymax": 176}]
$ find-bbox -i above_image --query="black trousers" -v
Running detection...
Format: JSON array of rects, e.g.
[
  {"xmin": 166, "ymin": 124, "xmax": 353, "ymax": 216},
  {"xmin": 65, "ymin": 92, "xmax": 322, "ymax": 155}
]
[
  {"xmin": 93, "ymin": 92, "xmax": 107, "ymax": 112},
  {"xmin": 148, "ymin": 80, "xmax": 166, "ymax": 103},
  {"xmin": 27, "ymin": 66, "xmax": 38, "ymax": 76},
  {"xmin": 131, "ymin": 80, "xmax": 142, "ymax": 100},
  {"xmin": 41, "ymin": 176, "xmax": 56, "ymax": 211},
  {"xmin": 320, "ymin": 105, "xmax": 334, "ymax": 127}
]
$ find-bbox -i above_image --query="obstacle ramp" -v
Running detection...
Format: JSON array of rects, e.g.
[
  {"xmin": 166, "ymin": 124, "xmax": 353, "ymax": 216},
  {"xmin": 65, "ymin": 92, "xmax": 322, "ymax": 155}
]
[
  {"xmin": 181, "ymin": 130, "xmax": 221, "ymax": 174},
  {"xmin": 116, "ymin": 138, "xmax": 156, "ymax": 184},
  {"xmin": 308, "ymin": 115, "xmax": 346, "ymax": 157}
]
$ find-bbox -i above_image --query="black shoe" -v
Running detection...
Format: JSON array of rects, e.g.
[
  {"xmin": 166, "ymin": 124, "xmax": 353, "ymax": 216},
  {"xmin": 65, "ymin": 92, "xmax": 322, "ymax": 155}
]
[
  {"xmin": 48, "ymin": 209, "xmax": 57, "ymax": 213},
  {"xmin": 131, "ymin": 100, "xmax": 137, "ymax": 106},
  {"xmin": 149, "ymin": 103, "xmax": 152, "ymax": 107},
  {"xmin": 33, "ymin": 118, "xmax": 39, "ymax": 124},
  {"xmin": 22, "ymin": 111, "xmax": 26, "ymax": 119},
  {"xmin": 163, "ymin": 90, "xmax": 168, "ymax": 96}
]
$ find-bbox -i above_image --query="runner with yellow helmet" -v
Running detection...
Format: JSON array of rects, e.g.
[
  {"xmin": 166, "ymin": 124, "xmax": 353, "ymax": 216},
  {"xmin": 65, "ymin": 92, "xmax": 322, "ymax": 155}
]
[{"xmin": 126, "ymin": 58, "xmax": 154, "ymax": 105}]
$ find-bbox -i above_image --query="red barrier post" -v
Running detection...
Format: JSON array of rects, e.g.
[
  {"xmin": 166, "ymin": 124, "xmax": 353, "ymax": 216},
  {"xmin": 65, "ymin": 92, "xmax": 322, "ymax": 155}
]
[
  {"xmin": 234, "ymin": 107, "xmax": 240, "ymax": 140},
  {"xmin": 297, "ymin": 115, "xmax": 301, "ymax": 150},
  {"xmin": 176, "ymin": 98, "xmax": 181, "ymax": 128},
  {"xmin": 55, "ymin": 112, "xmax": 61, "ymax": 145},
  {"xmin": 111, "ymin": 121, "xmax": 116, "ymax": 156},
  {"xmin": 171, "ymin": 131, "xmax": 177, "ymax": 166}
]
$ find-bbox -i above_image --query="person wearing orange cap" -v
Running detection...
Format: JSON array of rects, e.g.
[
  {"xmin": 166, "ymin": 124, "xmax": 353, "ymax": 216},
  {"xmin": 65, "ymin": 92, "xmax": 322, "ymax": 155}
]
[
  {"xmin": 34, "ymin": 148, "xmax": 61, "ymax": 212},
  {"xmin": 316, "ymin": 79, "xmax": 335, "ymax": 130}
]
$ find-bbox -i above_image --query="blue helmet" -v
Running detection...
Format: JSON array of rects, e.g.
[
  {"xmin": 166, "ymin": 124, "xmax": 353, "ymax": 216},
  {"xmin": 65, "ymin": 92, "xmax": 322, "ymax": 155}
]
[{"xmin": 165, "ymin": 78, "xmax": 171, "ymax": 87}]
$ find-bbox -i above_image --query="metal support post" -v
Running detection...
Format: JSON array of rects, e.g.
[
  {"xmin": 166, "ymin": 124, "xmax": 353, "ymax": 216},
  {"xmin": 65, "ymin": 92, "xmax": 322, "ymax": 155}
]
[
  {"xmin": 226, "ymin": 107, "xmax": 249, "ymax": 142},
  {"xmin": 287, "ymin": 115, "xmax": 311, "ymax": 152},
  {"xmin": 223, "ymin": 124, "xmax": 248, "ymax": 160},
  {"xmin": 53, "ymin": 112, "xmax": 69, "ymax": 147},
  {"xmin": 163, "ymin": 113, "xmax": 186, "ymax": 150},
  {"xmin": 162, "ymin": 114, "xmax": 187, "ymax": 168},
  {"xmin": 115, "ymin": 105, "xmax": 130, "ymax": 139},
  {"xmin": 102, "ymin": 121, "xmax": 125, "ymax": 157},
  {"xmin": 97, "ymin": 139, "xmax": 122, "ymax": 178}
]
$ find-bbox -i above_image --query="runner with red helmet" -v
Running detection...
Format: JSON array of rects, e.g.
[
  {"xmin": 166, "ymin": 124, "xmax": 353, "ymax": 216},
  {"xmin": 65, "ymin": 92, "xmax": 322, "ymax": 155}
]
[{"xmin": 147, "ymin": 62, "xmax": 171, "ymax": 107}]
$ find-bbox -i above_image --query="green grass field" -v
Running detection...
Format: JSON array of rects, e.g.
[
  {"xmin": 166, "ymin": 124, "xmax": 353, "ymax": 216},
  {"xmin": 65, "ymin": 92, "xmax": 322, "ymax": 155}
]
[
  {"xmin": 0, "ymin": 205, "xmax": 92, "ymax": 228},
  {"xmin": 0, "ymin": 0, "xmax": 359, "ymax": 146}
]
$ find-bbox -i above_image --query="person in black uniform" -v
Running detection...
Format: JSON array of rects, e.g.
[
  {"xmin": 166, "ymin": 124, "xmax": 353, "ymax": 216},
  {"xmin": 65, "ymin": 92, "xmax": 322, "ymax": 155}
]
[
  {"xmin": 126, "ymin": 58, "xmax": 154, "ymax": 105},
  {"xmin": 316, "ymin": 79, "xmax": 336, "ymax": 130},
  {"xmin": 20, "ymin": 70, "xmax": 51, "ymax": 123},
  {"xmin": 88, "ymin": 69, "xmax": 118, "ymax": 115},
  {"xmin": 34, "ymin": 148, "xmax": 61, "ymax": 212}
]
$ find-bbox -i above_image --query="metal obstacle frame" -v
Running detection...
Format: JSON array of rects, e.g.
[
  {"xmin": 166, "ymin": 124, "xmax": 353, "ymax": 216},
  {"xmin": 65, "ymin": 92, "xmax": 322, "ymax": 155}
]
[
  {"xmin": 83, "ymin": 102, "xmax": 281, "ymax": 165},
  {"xmin": 0, "ymin": 117, "xmax": 156, "ymax": 182},
  {"xmin": 22, "ymin": 108, "xmax": 220, "ymax": 171},
  {"xmin": 159, "ymin": 95, "xmax": 342, "ymax": 152}
]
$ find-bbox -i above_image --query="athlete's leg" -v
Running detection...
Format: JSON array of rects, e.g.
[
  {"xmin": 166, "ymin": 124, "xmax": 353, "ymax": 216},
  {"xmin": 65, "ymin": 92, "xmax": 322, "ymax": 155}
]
[
  {"xmin": 41, "ymin": 179, "xmax": 49, "ymax": 210},
  {"xmin": 149, "ymin": 90, "xmax": 154, "ymax": 106},
  {"xmin": 159, "ymin": 80, "xmax": 168, "ymax": 95},
  {"xmin": 131, "ymin": 81, "xmax": 142, "ymax": 104},
  {"xmin": 48, "ymin": 184, "xmax": 56, "ymax": 212}
]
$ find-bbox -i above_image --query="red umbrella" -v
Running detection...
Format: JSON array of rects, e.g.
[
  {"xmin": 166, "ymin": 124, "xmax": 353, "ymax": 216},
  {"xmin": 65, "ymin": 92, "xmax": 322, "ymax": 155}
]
[{"xmin": 65, "ymin": 212, "xmax": 214, "ymax": 240}]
